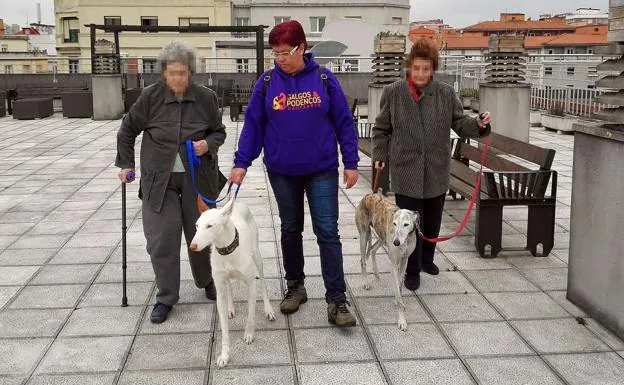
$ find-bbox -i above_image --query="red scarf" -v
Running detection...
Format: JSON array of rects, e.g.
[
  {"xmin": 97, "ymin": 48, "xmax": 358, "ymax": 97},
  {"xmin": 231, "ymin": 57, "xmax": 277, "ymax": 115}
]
[{"xmin": 407, "ymin": 75, "xmax": 423, "ymax": 103}]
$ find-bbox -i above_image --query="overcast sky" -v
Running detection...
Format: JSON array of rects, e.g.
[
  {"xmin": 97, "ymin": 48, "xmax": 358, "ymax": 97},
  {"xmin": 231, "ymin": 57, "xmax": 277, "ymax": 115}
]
[{"xmin": 0, "ymin": 0, "xmax": 609, "ymax": 28}]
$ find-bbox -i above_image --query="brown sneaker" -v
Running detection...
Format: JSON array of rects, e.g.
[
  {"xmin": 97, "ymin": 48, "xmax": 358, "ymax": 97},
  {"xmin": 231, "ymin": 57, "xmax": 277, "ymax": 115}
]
[
  {"xmin": 327, "ymin": 301, "xmax": 357, "ymax": 327},
  {"xmin": 280, "ymin": 279, "xmax": 307, "ymax": 314}
]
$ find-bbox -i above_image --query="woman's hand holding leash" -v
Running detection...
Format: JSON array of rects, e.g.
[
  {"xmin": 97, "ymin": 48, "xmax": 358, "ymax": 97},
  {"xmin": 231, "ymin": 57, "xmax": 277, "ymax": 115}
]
[
  {"xmin": 229, "ymin": 167, "xmax": 247, "ymax": 185},
  {"xmin": 477, "ymin": 111, "xmax": 492, "ymax": 132},
  {"xmin": 193, "ymin": 140, "xmax": 209, "ymax": 156}
]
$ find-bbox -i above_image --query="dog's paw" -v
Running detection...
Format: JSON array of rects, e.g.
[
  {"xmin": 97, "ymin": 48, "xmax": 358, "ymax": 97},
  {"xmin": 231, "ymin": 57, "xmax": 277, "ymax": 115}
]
[
  {"xmin": 228, "ymin": 310, "xmax": 235, "ymax": 319},
  {"xmin": 265, "ymin": 308, "xmax": 276, "ymax": 321},
  {"xmin": 398, "ymin": 316, "xmax": 408, "ymax": 331},
  {"xmin": 216, "ymin": 354, "xmax": 229, "ymax": 368},
  {"xmin": 363, "ymin": 282, "xmax": 371, "ymax": 290},
  {"xmin": 243, "ymin": 331, "xmax": 254, "ymax": 344}
]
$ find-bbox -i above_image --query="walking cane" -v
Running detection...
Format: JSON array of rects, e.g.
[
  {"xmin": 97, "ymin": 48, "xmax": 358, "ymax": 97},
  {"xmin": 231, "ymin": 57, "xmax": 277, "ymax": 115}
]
[{"xmin": 121, "ymin": 171, "xmax": 135, "ymax": 307}]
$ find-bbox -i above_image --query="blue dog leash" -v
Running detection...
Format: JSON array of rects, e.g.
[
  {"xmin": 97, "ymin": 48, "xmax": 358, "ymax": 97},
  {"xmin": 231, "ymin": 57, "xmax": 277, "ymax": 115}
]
[{"xmin": 185, "ymin": 140, "xmax": 239, "ymax": 205}]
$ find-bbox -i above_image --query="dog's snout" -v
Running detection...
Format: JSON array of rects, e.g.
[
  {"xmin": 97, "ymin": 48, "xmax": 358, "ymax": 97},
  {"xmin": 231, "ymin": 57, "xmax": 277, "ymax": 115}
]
[
  {"xmin": 189, "ymin": 243, "xmax": 198, "ymax": 251},
  {"xmin": 393, "ymin": 239, "xmax": 400, "ymax": 246}
]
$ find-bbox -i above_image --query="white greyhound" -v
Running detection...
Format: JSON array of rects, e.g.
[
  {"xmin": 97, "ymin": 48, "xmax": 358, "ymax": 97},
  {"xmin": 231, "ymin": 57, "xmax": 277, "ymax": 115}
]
[{"xmin": 189, "ymin": 195, "xmax": 275, "ymax": 368}]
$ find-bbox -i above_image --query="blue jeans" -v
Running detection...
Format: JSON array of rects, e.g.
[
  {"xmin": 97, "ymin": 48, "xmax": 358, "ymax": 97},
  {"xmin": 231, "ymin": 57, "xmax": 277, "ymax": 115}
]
[{"xmin": 268, "ymin": 169, "xmax": 346, "ymax": 304}]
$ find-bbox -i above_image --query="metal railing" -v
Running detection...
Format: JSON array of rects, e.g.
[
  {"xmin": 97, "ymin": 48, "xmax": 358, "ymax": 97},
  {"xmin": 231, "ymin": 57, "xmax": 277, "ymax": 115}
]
[{"xmin": 530, "ymin": 84, "xmax": 612, "ymax": 117}]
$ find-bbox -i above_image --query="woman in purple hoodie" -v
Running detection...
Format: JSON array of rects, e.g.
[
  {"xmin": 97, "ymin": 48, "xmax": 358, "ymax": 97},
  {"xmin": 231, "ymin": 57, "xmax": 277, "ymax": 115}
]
[{"xmin": 230, "ymin": 20, "xmax": 360, "ymax": 327}]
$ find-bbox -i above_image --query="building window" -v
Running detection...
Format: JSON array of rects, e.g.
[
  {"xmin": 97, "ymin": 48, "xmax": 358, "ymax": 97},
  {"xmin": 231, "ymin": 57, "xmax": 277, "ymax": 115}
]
[
  {"xmin": 588, "ymin": 48, "xmax": 594, "ymax": 54},
  {"xmin": 545, "ymin": 67, "xmax": 553, "ymax": 75},
  {"xmin": 234, "ymin": 17, "xmax": 250, "ymax": 37},
  {"xmin": 310, "ymin": 17, "xmax": 326, "ymax": 33},
  {"xmin": 104, "ymin": 16, "xmax": 121, "ymax": 26},
  {"xmin": 274, "ymin": 16, "xmax": 291, "ymax": 25},
  {"xmin": 343, "ymin": 59, "xmax": 359, "ymax": 72},
  {"xmin": 345, "ymin": 16, "xmax": 362, "ymax": 20},
  {"xmin": 5, "ymin": 65, "xmax": 13, "ymax": 74},
  {"xmin": 62, "ymin": 17, "xmax": 79, "ymax": 43},
  {"xmin": 566, "ymin": 48, "xmax": 574, "ymax": 54},
  {"xmin": 179, "ymin": 17, "xmax": 209, "ymax": 27},
  {"xmin": 69, "ymin": 59, "xmax": 79, "ymax": 74},
  {"xmin": 588, "ymin": 66, "xmax": 597, "ymax": 75},
  {"xmin": 36, "ymin": 64, "xmax": 43, "ymax": 73},
  {"xmin": 0, "ymin": 44, "xmax": 7, "ymax": 52},
  {"xmin": 22, "ymin": 65, "xmax": 31, "ymax": 73},
  {"xmin": 236, "ymin": 59, "xmax": 249, "ymax": 73},
  {"xmin": 567, "ymin": 67, "xmax": 575, "ymax": 75},
  {"xmin": 548, "ymin": 49, "xmax": 554, "ymax": 54},
  {"xmin": 143, "ymin": 59, "xmax": 158, "ymax": 73},
  {"xmin": 530, "ymin": 70, "xmax": 539, "ymax": 77},
  {"xmin": 141, "ymin": 16, "xmax": 158, "ymax": 32},
  {"xmin": 392, "ymin": 17, "xmax": 403, "ymax": 25}
]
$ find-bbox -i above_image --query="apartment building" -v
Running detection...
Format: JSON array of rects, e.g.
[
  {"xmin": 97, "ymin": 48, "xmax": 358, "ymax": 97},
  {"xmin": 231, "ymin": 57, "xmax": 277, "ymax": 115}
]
[
  {"xmin": 0, "ymin": 35, "xmax": 50, "ymax": 74},
  {"xmin": 54, "ymin": 0, "xmax": 231, "ymax": 73}
]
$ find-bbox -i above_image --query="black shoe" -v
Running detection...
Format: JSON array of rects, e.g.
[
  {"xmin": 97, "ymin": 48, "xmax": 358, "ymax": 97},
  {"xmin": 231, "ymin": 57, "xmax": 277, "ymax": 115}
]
[
  {"xmin": 422, "ymin": 262, "xmax": 440, "ymax": 275},
  {"xmin": 150, "ymin": 303, "xmax": 172, "ymax": 324},
  {"xmin": 404, "ymin": 274, "xmax": 420, "ymax": 291},
  {"xmin": 205, "ymin": 281, "xmax": 217, "ymax": 301}
]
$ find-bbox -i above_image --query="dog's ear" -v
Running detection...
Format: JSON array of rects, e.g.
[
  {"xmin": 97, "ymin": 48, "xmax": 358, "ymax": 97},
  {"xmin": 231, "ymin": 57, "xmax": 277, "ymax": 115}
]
[
  {"xmin": 197, "ymin": 195, "xmax": 210, "ymax": 214},
  {"xmin": 412, "ymin": 210, "xmax": 420, "ymax": 228},
  {"xmin": 221, "ymin": 195, "xmax": 235, "ymax": 217}
]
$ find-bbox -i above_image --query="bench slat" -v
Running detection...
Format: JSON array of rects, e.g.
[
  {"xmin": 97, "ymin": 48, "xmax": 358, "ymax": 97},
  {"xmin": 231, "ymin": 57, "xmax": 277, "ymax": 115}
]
[{"xmin": 483, "ymin": 133, "xmax": 556, "ymax": 169}]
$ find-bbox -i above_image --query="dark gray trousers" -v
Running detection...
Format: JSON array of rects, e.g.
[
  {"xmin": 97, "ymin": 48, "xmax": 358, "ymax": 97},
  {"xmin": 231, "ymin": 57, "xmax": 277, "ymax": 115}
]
[{"xmin": 142, "ymin": 172, "xmax": 214, "ymax": 306}]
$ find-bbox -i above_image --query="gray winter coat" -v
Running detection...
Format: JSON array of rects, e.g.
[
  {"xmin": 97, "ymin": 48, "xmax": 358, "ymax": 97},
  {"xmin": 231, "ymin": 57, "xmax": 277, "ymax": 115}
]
[
  {"xmin": 372, "ymin": 79, "xmax": 490, "ymax": 199},
  {"xmin": 116, "ymin": 80, "xmax": 226, "ymax": 212}
]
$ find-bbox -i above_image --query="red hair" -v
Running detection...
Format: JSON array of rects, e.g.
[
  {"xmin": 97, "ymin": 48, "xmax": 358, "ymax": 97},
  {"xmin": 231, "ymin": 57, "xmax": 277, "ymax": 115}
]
[{"xmin": 269, "ymin": 20, "xmax": 308, "ymax": 50}]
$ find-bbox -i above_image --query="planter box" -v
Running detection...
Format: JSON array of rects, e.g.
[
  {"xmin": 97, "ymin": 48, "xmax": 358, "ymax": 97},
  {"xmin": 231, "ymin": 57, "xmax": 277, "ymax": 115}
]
[
  {"xmin": 530, "ymin": 109, "xmax": 543, "ymax": 127},
  {"xmin": 374, "ymin": 35, "xmax": 406, "ymax": 54},
  {"xmin": 542, "ymin": 113, "xmax": 578, "ymax": 133},
  {"xmin": 470, "ymin": 98, "xmax": 480, "ymax": 112},
  {"xmin": 461, "ymin": 96, "xmax": 471, "ymax": 108}
]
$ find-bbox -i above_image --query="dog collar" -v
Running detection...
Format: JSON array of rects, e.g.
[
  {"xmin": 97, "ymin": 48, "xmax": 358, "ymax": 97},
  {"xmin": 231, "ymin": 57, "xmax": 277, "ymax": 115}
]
[{"xmin": 216, "ymin": 227, "xmax": 239, "ymax": 255}]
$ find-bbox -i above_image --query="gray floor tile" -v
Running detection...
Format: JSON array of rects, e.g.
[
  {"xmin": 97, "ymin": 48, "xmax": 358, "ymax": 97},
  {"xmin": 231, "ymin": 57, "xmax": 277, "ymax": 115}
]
[
  {"xmin": 9, "ymin": 234, "xmax": 72, "ymax": 250},
  {"xmin": 118, "ymin": 370, "xmax": 204, "ymax": 385},
  {"xmin": 484, "ymin": 292, "xmax": 569, "ymax": 319},
  {"xmin": 520, "ymin": 268, "xmax": 568, "ymax": 291},
  {"xmin": 294, "ymin": 327, "xmax": 373, "ymax": 363},
  {"xmin": 36, "ymin": 336, "xmax": 132, "ymax": 373},
  {"xmin": 59, "ymin": 306, "xmax": 143, "ymax": 337},
  {"xmin": 0, "ymin": 286, "xmax": 19, "ymax": 308},
  {"xmin": 30, "ymin": 264, "xmax": 101, "ymax": 285},
  {"xmin": 357, "ymin": 296, "xmax": 431, "ymax": 325},
  {"xmin": 139, "ymin": 304, "xmax": 214, "ymax": 334},
  {"xmin": 212, "ymin": 330, "xmax": 291, "ymax": 367},
  {"xmin": 463, "ymin": 270, "xmax": 540, "ymax": 292},
  {"xmin": 512, "ymin": 319, "xmax": 611, "ymax": 354},
  {"xmin": 0, "ymin": 248, "xmax": 56, "ymax": 266},
  {"xmin": 368, "ymin": 324, "xmax": 455, "ymax": 359},
  {"xmin": 125, "ymin": 333, "xmax": 211, "ymax": 370},
  {"xmin": 26, "ymin": 373, "xmax": 116, "ymax": 385},
  {"xmin": 95, "ymin": 262, "xmax": 155, "ymax": 283},
  {"xmin": 416, "ymin": 271, "xmax": 478, "ymax": 294},
  {"xmin": 0, "ymin": 308, "xmax": 71, "ymax": 337},
  {"xmin": 107, "ymin": 245, "xmax": 151, "ymax": 263},
  {"xmin": 506, "ymin": 255, "xmax": 567, "ymax": 269},
  {"xmin": 466, "ymin": 356, "xmax": 564, "ymax": 385},
  {"xmin": 546, "ymin": 291, "xmax": 586, "ymax": 317},
  {"xmin": 0, "ymin": 223, "xmax": 35, "ymax": 236},
  {"xmin": 0, "ymin": 338, "xmax": 52, "ymax": 375},
  {"xmin": 421, "ymin": 294, "xmax": 503, "ymax": 322},
  {"xmin": 0, "ymin": 265, "xmax": 40, "ymax": 285},
  {"xmin": 385, "ymin": 359, "xmax": 475, "ymax": 385},
  {"xmin": 544, "ymin": 352, "xmax": 624, "ymax": 385},
  {"xmin": 0, "ymin": 376, "xmax": 26, "ymax": 385},
  {"xmin": 0, "ymin": 235, "xmax": 20, "ymax": 250},
  {"xmin": 347, "ymin": 273, "xmax": 400, "ymax": 297},
  {"xmin": 49, "ymin": 247, "xmax": 113, "ymax": 264},
  {"xmin": 441, "ymin": 322, "xmax": 533, "ymax": 356},
  {"xmin": 581, "ymin": 319, "xmax": 624, "ymax": 350},
  {"xmin": 64, "ymin": 233, "xmax": 121, "ymax": 248},
  {"xmin": 211, "ymin": 366, "xmax": 294, "ymax": 385},
  {"xmin": 10, "ymin": 284, "xmax": 86, "ymax": 309},
  {"xmin": 445, "ymin": 252, "xmax": 513, "ymax": 270},
  {"xmin": 299, "ymin": 363, "xmax": 385, "ymax": 385},
  {"xmin": 289, "ymin": 299, "xmax": 333, "ymax": 328},
  {"xmin": 27, "ymin": 220, "xmax": 85, "ymax": 235},
  {"xmin": 80, "ymin": 282, "xmax": 153, "ymax": 307}
]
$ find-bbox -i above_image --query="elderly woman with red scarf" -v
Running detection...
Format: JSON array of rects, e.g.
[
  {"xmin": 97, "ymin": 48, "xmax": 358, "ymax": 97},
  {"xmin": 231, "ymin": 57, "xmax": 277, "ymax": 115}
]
[{"xmin": 372, "ymin": 37, "xmax": 492, "ymax": 291}]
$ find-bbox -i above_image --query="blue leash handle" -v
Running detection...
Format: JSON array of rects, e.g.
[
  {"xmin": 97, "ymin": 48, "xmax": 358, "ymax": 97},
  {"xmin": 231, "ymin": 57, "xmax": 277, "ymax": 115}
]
[{"xmin": 185, "ymin": 140, "xmax": 239, "ymax": 205}]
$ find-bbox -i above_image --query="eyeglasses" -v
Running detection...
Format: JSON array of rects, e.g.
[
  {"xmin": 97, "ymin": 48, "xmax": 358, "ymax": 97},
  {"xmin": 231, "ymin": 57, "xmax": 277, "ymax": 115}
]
[{"xmin": 270, "ymin": 46, "xmax": 298, "ymax": 58}]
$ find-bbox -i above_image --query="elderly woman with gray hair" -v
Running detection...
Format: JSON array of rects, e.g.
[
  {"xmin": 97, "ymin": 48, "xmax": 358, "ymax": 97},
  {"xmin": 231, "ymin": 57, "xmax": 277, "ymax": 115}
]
[{"xmin": 116, "ymin": 41, "xmax": 226, "ymax": 324}]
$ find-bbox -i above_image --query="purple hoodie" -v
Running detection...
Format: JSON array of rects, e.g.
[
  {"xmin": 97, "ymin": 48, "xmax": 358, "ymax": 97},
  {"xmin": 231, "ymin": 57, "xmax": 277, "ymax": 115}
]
[{"xmin": 234, "ymin": 53, "xmax": 359, "ymax": 176}]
